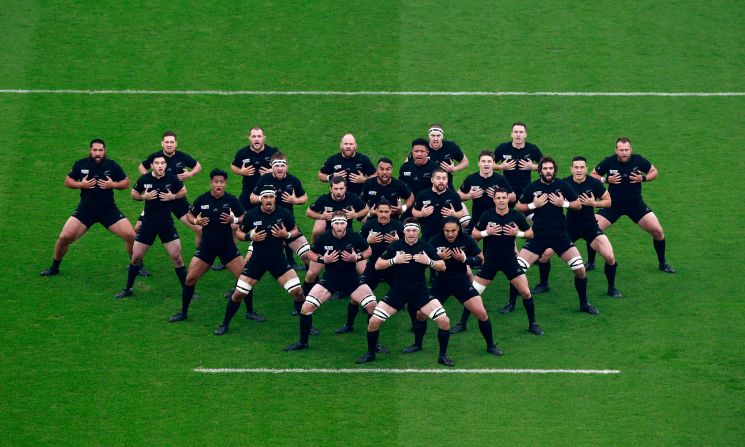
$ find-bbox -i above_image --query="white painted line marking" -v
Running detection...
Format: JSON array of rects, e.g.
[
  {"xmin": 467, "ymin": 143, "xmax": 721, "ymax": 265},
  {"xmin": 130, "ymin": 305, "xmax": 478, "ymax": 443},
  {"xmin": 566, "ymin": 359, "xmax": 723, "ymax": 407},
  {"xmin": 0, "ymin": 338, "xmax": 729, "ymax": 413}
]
[
  {"xmin": 193, "ymin": 367, "xmax": 620, "ymax": 375},
  {"xmin": 0, "ymin": 89, "xmax": 743, "ymax": 97}
]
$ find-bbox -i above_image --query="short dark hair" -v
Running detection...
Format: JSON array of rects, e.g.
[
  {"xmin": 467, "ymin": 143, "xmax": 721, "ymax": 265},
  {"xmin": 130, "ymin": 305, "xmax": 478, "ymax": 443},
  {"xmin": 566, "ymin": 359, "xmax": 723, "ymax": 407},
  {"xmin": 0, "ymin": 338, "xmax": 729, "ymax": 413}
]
[
  {"xmin": 403, "ymin": 217, "xmax": 419, "ymax": 226},
  {"xmin": 432, "ymin": 167, "xmax": 447, "ymax": 176},
  {"xmin": 512, "ymin": 122, "xmax": 527, "ymax": 131},
  {"xmin": 377, "ymin": 157, "xmax": 393, "ymax": 166},
  {"xmin": 478, "ymin": 150, "xmax": 494, "ymax": 160},
  {"xmin": 616, "ymin": 136, "xmax": 631, "ymax": 145},
  {"xmin": 249, "ymin": 126, "xmax": 265, "ymax": 134},
  {"xmin": 377, "ymin": 197, "xmax": 391, "ymax": 208},
  {"xmin": 538, "ymin": 156, "xmax": 557, "ymax": 171},
  {"xmin": 271, "ymin": 151, "xmax": 287, "ymax": 162},
  {"xmin": 571, "ymin": 156, "xmax": 587, "ymax": 164},
  {"xmin": 330, "ymin": 176, "xmax": 347, "ymax": 187},
  {"xmin": 89, "ymin": 138, "xmax": 105, "ymax": 148},
  {"xmin": 411, "ymin": 138, "xmax": 429, "ymax": 148},
  {"xmin": 332, "ymin": 210, "xmax": 347, "ymax": 219},
  {"xmin": 162, "ymin": 130, "xmax": 177, "ymax": 139},
  {"xmin": 210, "ymin": 168, "xmax": 228, "ymax": 180},
  {"xmin": 493, "ymin": 186, "xmax": 509, "ymax": 196},
  {"xmin": 151, "ymin": 154, "xmax": 166, "ymax": 163}
]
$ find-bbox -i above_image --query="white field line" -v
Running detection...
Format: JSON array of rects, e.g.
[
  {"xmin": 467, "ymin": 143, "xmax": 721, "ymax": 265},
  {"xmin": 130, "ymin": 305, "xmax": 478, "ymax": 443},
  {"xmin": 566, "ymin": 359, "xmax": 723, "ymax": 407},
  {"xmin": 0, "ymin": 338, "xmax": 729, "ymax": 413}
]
[
  {"xmin": 0, "ymin": 89, "xmax": 743, "ymax": 97},
  {"xmin": 193, "ymin": 367, "xmax": 620, "ymax": 375}
]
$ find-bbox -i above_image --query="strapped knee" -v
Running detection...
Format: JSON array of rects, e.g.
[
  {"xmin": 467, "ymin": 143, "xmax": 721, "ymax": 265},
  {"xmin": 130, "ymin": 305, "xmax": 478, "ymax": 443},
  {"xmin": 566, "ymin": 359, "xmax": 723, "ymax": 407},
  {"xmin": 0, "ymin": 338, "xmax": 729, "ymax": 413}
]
[
  {"xmin": 236, "ymin": 279, "xmax": 252, "ymax": 295},
  {"xmin": 296, "ymin": 243, "xmax": 310, "ymax": 258},
  {"xmin": 372, "ymin": 307, "xmax": 390, "ymax": 321},
  {"xmin": 428, "ymin": 306, "xmax": 447, "ymax": 321},
  {"xmin": 359, "ymin": 294, "xmax": 376, "ymax": 308},
  {"xmin": 284, "ymin": 277, "xmax": 301, "ymax": 293},
  {"xmin": 567, "ymin": 256, "xmax": 584, "ymax": 270},
  {"xmin": 304, "ymin": 295, "xmax": 321, "ymax": 314}
]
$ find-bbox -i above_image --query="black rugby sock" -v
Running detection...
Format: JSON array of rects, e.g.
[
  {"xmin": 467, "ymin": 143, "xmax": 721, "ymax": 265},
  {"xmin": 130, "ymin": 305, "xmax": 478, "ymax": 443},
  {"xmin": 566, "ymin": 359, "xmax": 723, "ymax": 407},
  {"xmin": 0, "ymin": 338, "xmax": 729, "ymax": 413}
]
[
  {"xmin": 293, "ymin": 300, "xmax": 303, "ymax": 314},
  {"xmin": 458, "ymin": 308, "xmax": 471, "ymax": 325},
  {"xmin": 244, "ymin": 289, "xmax": 255, "ymax": 313},
  {"xmin": 51, "ymin": 259, "xmax": 61, "ymax": 271},
  {"xmin": 345, "ymin": 302, "xmax": 359, "ymax": 328},
  {"xmin": 437, "ymin": 329, "xmax": 450, "ymax": 356},
  {"xmin": 509, "ymin": 284, "xmax": 518, "ymax": 306},
  {"xmin": 653, "ymin": 239, "xmax": 667, "ymax": 265},
  {"xmin": 175, "ymin": 266, "xmax": 186, "ymax": 286},
  {"xmin": 413, "ymin": 320, "xmax": 427, "ymax": 347},
  {"xmin": 181, "ymin": 283, "xmax": 195, "ymax": 316},
  {"xmin": 587, "ymin": 244, "xmax": 597, "ymax": 264},
  {"xmin": 126, "ymin": 263, "xmax": 139, "ymax": 289},
  {"xmin": 604, "ymin": 262, "xmax": 617, "ymax": 289},
  {"xmin": 299, "ymin": 314, "xmax": 312, "ymax": 344},
  {"xmin": 575, "ymin": 276, "xmax": 589, "ymax": 307},
  {"xmin": 522, "ymin": 297, "xmax": 536, "ymax": 324},
  {"xmin": 367, "ymin": 330, "xmax": 380, "ymax": 354},
  {"xmin": 222, "ymin": 299, "xmax": 241, "ymax": 326},
  {"xmin": 478, "ymin": 319, "xmax": 495, "ymax": 348},
  {"xmin": 538, "ymin": 260, "xmax": 551, "ymax": 285}
]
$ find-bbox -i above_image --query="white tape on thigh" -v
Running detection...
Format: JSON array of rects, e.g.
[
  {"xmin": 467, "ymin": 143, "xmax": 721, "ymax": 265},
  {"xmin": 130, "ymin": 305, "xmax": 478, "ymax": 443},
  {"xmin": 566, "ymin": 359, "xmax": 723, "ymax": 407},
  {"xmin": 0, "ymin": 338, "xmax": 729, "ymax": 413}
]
[
  {"xmin": 236, "ymin": 279, "xmax": 252, "ymax": 294},
  {"xmin": 284, "ymin": 276, "xmax": 301, "ymax": 292},
  {"xmin": 428, "ymin": 307, "xmax": 447, "ymax": 320},
  {"xmin": 459, "ymin": 215, "xmax": 471, "ymax": 225},
  {"xmin": 517, "ymin": 256, "xmax": 530, "ymax": 271},
  {"xmin": 360, "ymin": 295, "xmax": 376, "ymax": 308},
  {"xmin": 247, "ymin": 243, "xmax": 254, "ymax": 253},
  {"xmin": 373, "ymin": 307, "xmax": 390, "ymax": 321},
  {"xmin": 472, "ymin": 280, "xmax": 486, "ymax": 294},
  {"xmin": 568, "ymin": 256, "xmax": 584, "ymax": 270},
  {"xmin": 296, "ymin": 243, "xmax": 310, "ymax": 257},
  {"xmin": 305, "ymin": 295, "xmax": 321, "ymax": 309}
]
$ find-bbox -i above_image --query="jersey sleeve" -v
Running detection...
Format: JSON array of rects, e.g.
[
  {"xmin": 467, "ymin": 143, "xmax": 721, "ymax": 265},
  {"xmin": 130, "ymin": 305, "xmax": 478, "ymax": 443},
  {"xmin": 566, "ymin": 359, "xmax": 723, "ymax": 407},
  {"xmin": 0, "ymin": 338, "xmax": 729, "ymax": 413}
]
[
  {"xmin": 309, "ymin": 196, "xmax": 325, "ymax": 213},
  {"xmin": 380, "ymin": 244, "xmax": 397, "ymax": 260},
  {"xmin": 133, "ymin": 176, "xmax": 147, "ymax": 194},
  {"xmin": 310, "ymin": 237, "xmax": 326, "ymax": 255},
  {"xmin": 561, "ymin": 181, "xmax": 579, "ymax": 201},
  {"xmin": 67, "ymin": 160, "xmax": 84, "ymax": 181},
  {"xmin": 424, "ymin": 243, "xmax": 440, "ymax": 260},
  {"xmin": 531, "ymin": 146, "xmax": 543, "ymax": 162},
  {"xmin": 515, "ymin": 213, "xmax": 531, "ymax": 231},
  {"xmin": 496, "ymin": 174, "xmax": 513, "ymax": 192},
  {"xmin": 141, "ymin": 153, "xmax": 155, "ymax": 170},
  {"xmin": 361, "ymin": 155, "xmax": 376, "ymax": 176},
  {"xmin": 319, "ymin": 155, "xmax": 335, "ymax": 174},
  {"xmin": 354, "ymin": 232, "xmax": 370, "ymax": 252},
  {"xmin": 465, "ymin": 236, "xmax": 482, "ymax": 256},
  {"xmin": 172, "ymin": 178, "xmax": 185, "ymax": 194},
  {"xmin": 637, "ymin": 155, "xmax": 653, "ymax": 173},
  {"xmin": 519, "ymin": 184, "xmax": 534, "ymax": 204},
  {"xmin": 251, "ymin": 175, "xmax": 267, "ymax": 196},
  {"xmin": 351, "ymin": 194, "xmax": 366, "ymax": 211},
  {"xmin": 594, "ymin": 157, "xmax": 609, "ymax": 176},
  {"xmin": 413, "ymin": 193, "xmax": 425, "ymax": 210},
  {"xmin": 360, "ymin": 220, "xmax": 373, "ymax": 238},
  {"xmin": 459, "ymin": 176, "xmax": 472, "ymax": 194},
  {"xmin": 398, "ymin": 180, "xmax": 412, "ymax": 199},
  {"xmin": 474, "ymin": 212, "xmax": 489, "ymax": 231},
  {"xmin": 231, "ymin": 148, "xmax": 245, "ymax": 168},
  {"xmin": 181, "ymin": 152, "xmax": 197, "ymax": 169},
  {"xmin": 360, "ymin": 181, "xmax": 371, "ymax": 203},
  {"xmin": 292, "ymin": 177, "xmax": 306, "ymax": 197},
  {"xmin": 452, "ymin": 143, "xmax": 465, "ymax": 162},
  {"xmin": 284, "ymin": 210, "xmax": 297, "ymax": 230},
  {"xmin": 230, "ymin": 195, "xmax": 245, "ymax": 217},
  {"xmin": 190, "ymin": 195, "xmax": 204, "ymax": 217},
  {"xmin": 110, "ymin": 161, "xmax": 127, "ymax": 182},
  {"xmin": 592, "ymin": 179, "xmax": 607, "ymax": 198}
]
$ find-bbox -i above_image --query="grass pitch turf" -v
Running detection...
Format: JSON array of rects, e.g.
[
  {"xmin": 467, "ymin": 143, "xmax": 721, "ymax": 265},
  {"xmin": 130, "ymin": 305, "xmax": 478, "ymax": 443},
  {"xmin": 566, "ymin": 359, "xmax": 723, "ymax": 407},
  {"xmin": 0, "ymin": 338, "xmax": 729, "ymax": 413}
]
[{"xmin": 1, "ymin": 1, "xmax": 744, "ymax": 445}]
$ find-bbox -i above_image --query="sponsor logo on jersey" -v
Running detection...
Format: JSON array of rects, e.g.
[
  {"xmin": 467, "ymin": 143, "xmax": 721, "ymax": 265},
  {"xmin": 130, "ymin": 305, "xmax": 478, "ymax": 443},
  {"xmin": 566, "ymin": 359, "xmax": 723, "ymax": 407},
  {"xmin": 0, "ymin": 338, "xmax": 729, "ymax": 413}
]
[
  {"xmin": 200, "ymin": 204, "xmax": 210, "ymax": 210},
  {"xmin": 402, "ymin": 171, "xmax": 411, "ymax": 176},
  {"xmin": 334, "ymin": 164, "xmax": 342, "ymax": 170},
  {"xmin": 81, "ymin": 169, "xmax": 89, "ymax": 174},
  {"xmin": 144, "ymin": 184, "xmax": 153, "ymax": 189},
  {"xmin": 422, "ymin": 200, "xmax": 432, "ymax": 206},
  {"xmin": 253, "ymin": 220, "xmax": 263, "ymax": 226}
]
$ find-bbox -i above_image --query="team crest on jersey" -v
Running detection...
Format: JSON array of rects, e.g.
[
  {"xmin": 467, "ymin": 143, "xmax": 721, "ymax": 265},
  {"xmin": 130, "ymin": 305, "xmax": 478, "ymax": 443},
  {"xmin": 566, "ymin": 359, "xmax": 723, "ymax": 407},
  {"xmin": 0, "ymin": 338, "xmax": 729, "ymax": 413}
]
[
  {"xmin": 609, "ymin": 170, "xmax": 618, "ymax": 175},
  {"xmin": 144, "ymin": 184, "xmax": 153, "ymax": 189},
  {"xmin": 422, "ymin": 200, "xmax": 432, "ymax": 206},
  {"xmin": 324, "ymin": 206, "xmax": 334, "ymax": 212},
  {"xmin": 368, "ymin": 191, "xmax": 377, "ymax": 196},
  {"xmin": 402, "ymin": 171, "xmax": 411, "ymax": 176},
  {"xmin": 324, "ymin": 245, "xmax": 334, "ymax": 251},
  {"xmin": 334, "ymin": 164, "xmax": 342, "ymax": 170},
  {"xmin": 200, "ymin": 204, "xmax": 210, "ymax": 210},
  {"xmin": 253, "ymin": 220, "xmax": 263, "ymax": 226},
  {"xmin": 503, "ymin": 155, "xmax": 513, "ymax": 160},
  {"xmin": 81, "ymin": 169, "xmax": 89, "ymax": 174},
  {"xmin": 533, "ymin": 190, "xmax": 543, "ymax": 197}
]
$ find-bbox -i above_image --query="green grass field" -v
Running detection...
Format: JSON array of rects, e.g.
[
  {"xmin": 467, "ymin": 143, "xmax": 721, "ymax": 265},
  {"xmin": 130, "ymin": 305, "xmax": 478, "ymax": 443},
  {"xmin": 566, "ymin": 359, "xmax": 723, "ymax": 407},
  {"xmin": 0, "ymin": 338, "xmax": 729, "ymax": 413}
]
[{"xmin": 2, "ymin": 1, "xmax": 745, "ymax": 445}]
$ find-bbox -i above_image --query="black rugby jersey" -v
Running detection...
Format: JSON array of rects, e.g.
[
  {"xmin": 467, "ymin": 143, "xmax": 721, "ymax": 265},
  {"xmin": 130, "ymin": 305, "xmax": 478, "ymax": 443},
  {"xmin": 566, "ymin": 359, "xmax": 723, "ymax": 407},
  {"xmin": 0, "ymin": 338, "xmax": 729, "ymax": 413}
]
[
  {"xmin": 308, "ymin": 192, "xmax": 366, "ymax": 227},
  {"xmin": 190, "ymin": 191, "xmax": 244, "ymax": 242},
  {"xmin": 319, "ymin": 152, "xmax": 376, "ymax": 196},
  {"xmin": 413, "ymin": 188, "xmax": 463, "ymax": 239},
  {"xmin": 494, "ymin": 142, "xmax": 543, "ymax": 195},
  {"xmin": 380, "ymin": 239, "xmax": 440, "ymax": 290},
  {"xmin": 241, "ymin": 206, "xmax": 296, "ymax": 258},
  {"xmin": 565, "ymin": 176, "xmax": 606, "ymax": 226},
  {"xmin": 519, "ymin": 179, "xmax": 578, "ymax": 236},
  {"xmin": 252, "ymin": 173, "xmax": 306, "ymax": 212},
  {"xmin": 360, "ymin": 218, "xmax": 404, "ymax": 261},
  {"xmin": 232, "ymin": 145, "xmax": 278, "ymax": 196},
  {"xmin": 398, "ymin": 159, "xmax": 438, "ymax": 196},
  {"xmin": 133, "ymin": 172, "xmax": 184, "ymax": 224},
  {"xmin": 593, "ymin": 154, "xmax": 652, "ymax": 205},
  {"xmin": 429, "ymin": 232, "xmax": 481, "ymax": 279},
  {"xmin": 67, "ymin": 157, "xmax": 127, "ymax": 208},
  {"xmin": 475, "ymin": 209, "xmax": 530, "ymax": 258},
  {"xmin": 459, "ymin": 172, "xmax": 513, "ymax": 224},
  {"xmin": 311, "ymin": 229, "xmax": 369, "ymax": 276},
  {"xmin": 360, "ymin": 177, "xmax": 412, "ymax": 208}
]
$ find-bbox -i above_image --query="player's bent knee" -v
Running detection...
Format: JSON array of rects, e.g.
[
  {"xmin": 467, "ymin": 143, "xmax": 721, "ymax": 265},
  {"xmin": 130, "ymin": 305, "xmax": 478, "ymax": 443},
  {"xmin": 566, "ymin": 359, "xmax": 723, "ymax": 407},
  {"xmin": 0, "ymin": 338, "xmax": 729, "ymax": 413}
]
[
  {"xmin": 372, "ymin": 307, "xmax": 390, "ymax": 322},
  {"xmin": 236, "ymin": 279, "xmax": 252, "ymax": 295},
  {"xmin": 359, "ymin": 294, "xmax": 376, "ymax": 308},
  {"xmin": 284, "ymin": 277, "xmax": 301, "ymax": 294},
  {"xmin": 567, "ymin": 256, "xmax": 584, "ymax": 271},
  {"xmin": 303, "ymin": 295, "xmax": 321, "ymax": 314},
  {"xmin": 295, "ymin": 243, "xmax": 311, "ymax": 258},
  {"xmin": 428, "ymin": 306, "xmax": 447, "ymax": 321}
]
